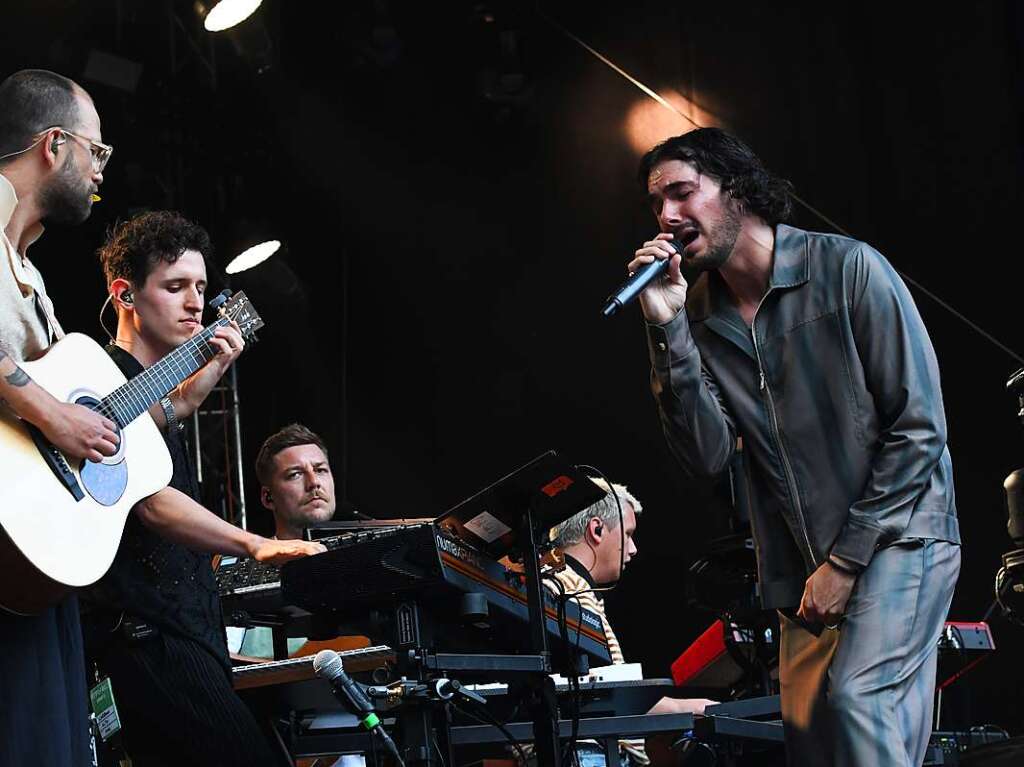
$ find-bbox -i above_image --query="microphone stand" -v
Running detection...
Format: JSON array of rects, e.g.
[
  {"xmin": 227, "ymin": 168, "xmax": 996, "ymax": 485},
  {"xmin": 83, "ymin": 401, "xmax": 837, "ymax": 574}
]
[{"xmin": 519, "ymin": 502, "xmax": 562, "ymax": 767}]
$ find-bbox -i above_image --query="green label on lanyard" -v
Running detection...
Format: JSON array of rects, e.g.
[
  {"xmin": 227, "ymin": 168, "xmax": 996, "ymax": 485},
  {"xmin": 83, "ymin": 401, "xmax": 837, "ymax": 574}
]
[{"xmin": 89, "ymin": 677, "xmax": 122, "ymax": 741}]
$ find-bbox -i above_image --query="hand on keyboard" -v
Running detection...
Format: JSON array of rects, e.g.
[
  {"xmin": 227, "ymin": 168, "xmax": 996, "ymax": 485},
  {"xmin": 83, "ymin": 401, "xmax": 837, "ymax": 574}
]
[
  {"xmin": 250, "ymin": 538, "xmax": 327, "ymax": 564},
  {"xmin": 648, "ymin": 696, "xmax": 719, "ymax": 716}
]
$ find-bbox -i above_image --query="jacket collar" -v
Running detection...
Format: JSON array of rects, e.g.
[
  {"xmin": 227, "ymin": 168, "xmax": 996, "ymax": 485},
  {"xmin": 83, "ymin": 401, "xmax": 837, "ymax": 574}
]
[
  {"xmin": 0, "ymin": 173, "xmax": 17, "ymax": 231},
  {"xmin": 686, "ymin": 223, "xmax": 810, "ymax": 323},
  {"xmin": 1, "ymin": 174, "xmax": 46, "ymax": 298},
  {"xmin": 0, "ymin": 173, "xmax": 44, "ymax": 251},
  {"xmin": 770, "ymin": 223, "xmax": 810, "ymax": 289}
]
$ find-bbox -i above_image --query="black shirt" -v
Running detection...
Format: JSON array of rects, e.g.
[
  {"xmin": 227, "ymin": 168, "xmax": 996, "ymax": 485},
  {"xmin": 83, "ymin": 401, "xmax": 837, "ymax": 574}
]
[{"xmin": 84, "ymin": 345, "xmax": 229, "ymax": 672}]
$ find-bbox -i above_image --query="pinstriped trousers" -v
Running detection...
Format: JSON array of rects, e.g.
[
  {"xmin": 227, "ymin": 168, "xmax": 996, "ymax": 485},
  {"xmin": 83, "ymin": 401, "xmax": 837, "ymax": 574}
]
[
  {"xmin": 779, "ymin": 538, "xmax": 961, "ymax": 767},
  {"xmin": 98, "ymin": 631, "xmax": 280, "ymax": 767}
]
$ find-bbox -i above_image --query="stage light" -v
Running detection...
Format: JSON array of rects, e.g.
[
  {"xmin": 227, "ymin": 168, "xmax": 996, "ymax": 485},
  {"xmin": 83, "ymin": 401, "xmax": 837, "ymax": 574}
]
[
  {"xmin": 203, "ymin": 0, "xmax": 263, "ymax": 32},
  {"xmin": 225, "ymin": 240, "xmax": 280, "ymax": 274},
  {"xmin": 624, "ymin": 89, "xmax": 720, "ymax": 155}
]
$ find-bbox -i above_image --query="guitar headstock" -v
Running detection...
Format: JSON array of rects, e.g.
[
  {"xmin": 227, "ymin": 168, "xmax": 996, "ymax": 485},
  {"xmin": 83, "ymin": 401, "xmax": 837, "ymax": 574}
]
[{"xmin": 216, "ymin": 291, "xmax": 265, "ymax": 340}]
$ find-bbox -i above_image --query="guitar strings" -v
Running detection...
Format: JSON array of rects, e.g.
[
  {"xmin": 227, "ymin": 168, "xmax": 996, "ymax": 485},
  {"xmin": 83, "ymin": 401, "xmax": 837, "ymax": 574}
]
[{"xmin": 97, "ymin": 318, "xmax": 231, "ymax": 425}]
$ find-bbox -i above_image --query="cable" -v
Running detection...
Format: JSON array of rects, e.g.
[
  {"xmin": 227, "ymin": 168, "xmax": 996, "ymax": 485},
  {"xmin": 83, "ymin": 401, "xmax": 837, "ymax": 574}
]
[
  {"xmin": 431, "ymin": 731, "xmax": 447, "ymax": 767},
  {"xmin": 538, "ymin": 11, "xmax": 702, "ymax": 132},
  {"xmin": 571, "ymin": 464, "xmax": 625, "ymax": 595},
  {"xmin": 969, "ymin": 724, "xmax": 1011, "ymax": 740},
  {"xmin": 546, "ymin": 573, "xmax": 583, "ymax": 766},
  {"xmin": 98, "ymin": 294, "xmax": 116, "ymax": 343},
  {"xmin": 542, "ymin": 573, "xmax": 578, "ymax": 764},
  {"xmin": 369, "ymin": 721, "xmax": 380, "ymax": 767},
  {"xmin": 566, "ymin": 591, "xmax": 591, "ymax": 767},
  {"xmin": 451, "ymin": 699, "xmax": 528, "ymax": 765},
  {"xmin": 266, "ymin": 719, "xmax": 298, "ymax": 767},
  {"xmin": 995, "ymin": 566, "xmax": 1024, "ymax": 627},
  {"xmin": 537, "ymin": 7, "xmax": 1024, "ymax": 367}
]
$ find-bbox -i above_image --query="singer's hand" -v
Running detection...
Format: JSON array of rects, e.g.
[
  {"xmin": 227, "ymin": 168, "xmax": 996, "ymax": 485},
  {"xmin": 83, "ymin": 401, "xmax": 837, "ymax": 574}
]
[
  {"xmin": 797, "ymin": 560, "xmax": 856, "ymax": 627},
  {"xmin": 627, "ymin": 233, "xmax": 689, "ymax": 324}
]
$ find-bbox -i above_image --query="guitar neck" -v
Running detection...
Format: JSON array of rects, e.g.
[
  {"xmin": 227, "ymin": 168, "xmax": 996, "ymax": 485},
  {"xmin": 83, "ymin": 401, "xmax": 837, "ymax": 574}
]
[{"xmin": 100, "ymin": 319, "xmax": 228, "ymax": 427}]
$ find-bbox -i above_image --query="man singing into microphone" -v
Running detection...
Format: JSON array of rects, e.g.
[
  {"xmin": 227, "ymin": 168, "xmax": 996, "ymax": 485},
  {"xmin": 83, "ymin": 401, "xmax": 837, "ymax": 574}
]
[{"xmin": 627, "ymin": 128, "xmax": 960, "ymax": 766}]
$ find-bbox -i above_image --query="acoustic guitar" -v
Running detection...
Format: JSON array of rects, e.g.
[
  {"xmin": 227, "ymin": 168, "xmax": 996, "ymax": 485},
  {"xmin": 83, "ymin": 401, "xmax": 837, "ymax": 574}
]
[{"xmin": 0, "ymin": 291, "xmax": 263, "ymax": 615}]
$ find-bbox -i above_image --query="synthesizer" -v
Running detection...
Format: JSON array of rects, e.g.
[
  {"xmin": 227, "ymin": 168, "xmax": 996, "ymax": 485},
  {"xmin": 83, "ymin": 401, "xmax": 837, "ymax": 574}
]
[{"xmin": 281, "ymin": 523, "xmax": 613, "ymax": 666}]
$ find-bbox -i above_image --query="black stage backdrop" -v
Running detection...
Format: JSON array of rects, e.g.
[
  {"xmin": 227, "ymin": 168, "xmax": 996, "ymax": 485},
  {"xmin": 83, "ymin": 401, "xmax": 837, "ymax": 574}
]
[{"xmin": 2, "ymin": 0, "xmax": 1023, "ymax": 735}]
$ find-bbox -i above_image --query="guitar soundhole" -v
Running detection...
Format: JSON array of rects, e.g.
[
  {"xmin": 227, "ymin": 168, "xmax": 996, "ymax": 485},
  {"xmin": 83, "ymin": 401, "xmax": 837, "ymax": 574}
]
[{"xmin": 74, "ymin": 395, "xmax": 127, "ymax": 507}]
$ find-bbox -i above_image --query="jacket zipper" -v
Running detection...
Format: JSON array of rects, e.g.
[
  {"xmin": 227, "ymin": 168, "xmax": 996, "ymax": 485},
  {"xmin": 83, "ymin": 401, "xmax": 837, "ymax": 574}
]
[{"xmin": 751, "ymin": 296, "xmax": 818, "ymax": 568}]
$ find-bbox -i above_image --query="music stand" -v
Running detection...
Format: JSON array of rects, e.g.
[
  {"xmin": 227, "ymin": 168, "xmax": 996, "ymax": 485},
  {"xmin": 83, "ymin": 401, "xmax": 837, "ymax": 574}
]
[{"xmin": 434, "ymin": 450, "xmax": 605, "ymax": 558}]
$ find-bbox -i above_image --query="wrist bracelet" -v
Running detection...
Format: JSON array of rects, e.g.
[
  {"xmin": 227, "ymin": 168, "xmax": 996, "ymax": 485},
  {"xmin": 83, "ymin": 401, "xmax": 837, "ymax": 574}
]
[
  {"xmin": 826, "ymin": 556, "xmax": 860, "ymax": 577},
  {"xmin": 160, "ymin": 397, "xmax": 183, "ymax": 433}
]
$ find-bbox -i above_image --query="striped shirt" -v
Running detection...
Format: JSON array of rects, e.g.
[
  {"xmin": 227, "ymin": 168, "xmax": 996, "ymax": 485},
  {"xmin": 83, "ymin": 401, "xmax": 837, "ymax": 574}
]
[{"xmin": 546, "ymin": 559, "xmax": 649, "ymax": 765}]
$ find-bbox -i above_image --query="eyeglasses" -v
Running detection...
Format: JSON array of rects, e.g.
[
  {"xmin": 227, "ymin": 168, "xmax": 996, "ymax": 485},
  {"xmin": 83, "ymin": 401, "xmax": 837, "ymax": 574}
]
[
  {"xmin": 51, "ymin": 128, "xmax": 113, "ymax": 172},
  {"xmin": 0, "ymin": 127, "xmax": 113, "ymax": 172}
]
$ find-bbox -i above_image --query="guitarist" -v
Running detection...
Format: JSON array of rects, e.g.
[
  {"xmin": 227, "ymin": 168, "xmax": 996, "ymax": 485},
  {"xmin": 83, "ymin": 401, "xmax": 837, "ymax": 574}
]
[
  {"xmin": 84, "ymin": 210, "xmax": 324, "ymax": 767},
  {"xmin": 0, "ymin": 69, "xmax": 120, "ymax": 767}
]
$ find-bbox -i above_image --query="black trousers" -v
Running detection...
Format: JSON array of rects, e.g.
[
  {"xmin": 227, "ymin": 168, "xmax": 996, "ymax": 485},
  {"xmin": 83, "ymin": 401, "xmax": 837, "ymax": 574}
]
[
  {"xmin": 98, "ymin": 630, "xmax": 281, "ymax": 767},
  {"xmin": 0, "ymin": 596, "xmax": 91, "ymax": 767}
]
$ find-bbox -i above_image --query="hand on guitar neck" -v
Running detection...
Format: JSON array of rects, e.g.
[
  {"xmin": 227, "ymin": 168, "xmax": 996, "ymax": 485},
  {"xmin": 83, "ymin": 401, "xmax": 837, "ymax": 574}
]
[{"xmin": 164, "ymin": 321, "xmax": 245, "ymax": 424}]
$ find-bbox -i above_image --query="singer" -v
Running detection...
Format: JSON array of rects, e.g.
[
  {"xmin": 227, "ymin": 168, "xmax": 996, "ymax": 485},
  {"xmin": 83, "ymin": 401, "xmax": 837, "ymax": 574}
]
[{"xmin": 627, "ymin": 128, "xmax": 960, "ymax": 767}]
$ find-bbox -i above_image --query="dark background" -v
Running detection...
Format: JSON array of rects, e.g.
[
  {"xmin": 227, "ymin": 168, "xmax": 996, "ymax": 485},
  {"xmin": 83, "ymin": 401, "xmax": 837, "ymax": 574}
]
[{"xmin": 3, "ymin": 0, "xmax": 1023, "ymax": 735}]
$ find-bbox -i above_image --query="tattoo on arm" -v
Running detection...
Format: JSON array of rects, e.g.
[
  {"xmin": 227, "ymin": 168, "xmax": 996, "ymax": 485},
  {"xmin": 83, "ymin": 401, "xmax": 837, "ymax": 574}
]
[{"xmin": 5, "ymin": 366, "xmax": 30, "ymax": 387}]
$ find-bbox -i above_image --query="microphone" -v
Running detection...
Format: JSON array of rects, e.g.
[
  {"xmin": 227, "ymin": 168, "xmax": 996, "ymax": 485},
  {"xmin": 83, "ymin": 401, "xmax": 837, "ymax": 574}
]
[
  {"xmin": 313, "ymin": 649, "xmax": 405, "ymax": 766},
  {"xmin": 601, "ymin": 230, "xmax": 699, "ymax": 317}
]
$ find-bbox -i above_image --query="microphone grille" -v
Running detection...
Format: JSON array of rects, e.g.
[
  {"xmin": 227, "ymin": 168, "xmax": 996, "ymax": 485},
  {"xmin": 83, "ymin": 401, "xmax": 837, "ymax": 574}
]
[
  {"xmin": 669, "ymin": 230, "xmax": 700, "ymax": 253},
  {"xmin": 313, "ymin": 649, "xmax": 343, "ymax": 679}
]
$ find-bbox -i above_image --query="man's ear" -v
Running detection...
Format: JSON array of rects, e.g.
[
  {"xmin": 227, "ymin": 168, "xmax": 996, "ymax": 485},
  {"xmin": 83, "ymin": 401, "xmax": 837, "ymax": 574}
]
[
  {"xmin": 586, "ymin": 517, "xmax": 604, "ymax": 544},
  {"xmin": 260, "ymin": 486, "xmax": 274, "ymax": 511},
  {"xmin": 44, "ymin": 128, "xmax": 66, "ymax": 168},
  {"xmin": 110, "ymin": 278, "xmax": 134, "ymax": 311}
]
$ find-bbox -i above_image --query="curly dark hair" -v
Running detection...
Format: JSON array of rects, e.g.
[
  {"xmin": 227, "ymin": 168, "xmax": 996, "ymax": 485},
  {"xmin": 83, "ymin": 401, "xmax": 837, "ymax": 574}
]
[
  {"xmin": 638, "ymin": 128, "xmax": 793, "ymax": 226},
  {"xmin": 255, "ymin": 423, "xmax": 329, "ymax": 485},
  {"xmin": 98, "ymin": 210, "xmax": 213, "ymax": 287}
]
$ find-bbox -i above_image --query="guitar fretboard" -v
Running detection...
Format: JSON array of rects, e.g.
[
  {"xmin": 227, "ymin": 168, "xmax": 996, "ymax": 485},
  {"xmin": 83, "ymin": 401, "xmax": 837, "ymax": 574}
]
[{"xmin": 99, "ymin": 318, "xmax": 229, "ymax": 426}]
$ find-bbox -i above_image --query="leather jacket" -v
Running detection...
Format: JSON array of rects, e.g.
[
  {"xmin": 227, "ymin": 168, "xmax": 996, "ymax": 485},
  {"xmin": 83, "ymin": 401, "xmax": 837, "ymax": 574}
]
[{"xmin": 646, "ymin": 224, "xmax": 960, "ymax": 608}]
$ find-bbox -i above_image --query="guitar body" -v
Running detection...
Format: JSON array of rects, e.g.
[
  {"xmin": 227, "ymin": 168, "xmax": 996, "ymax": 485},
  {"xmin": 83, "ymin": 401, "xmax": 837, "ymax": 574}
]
[{"xmin": 0, "ymin": 333, "xmax": 172, "ymax": 615}]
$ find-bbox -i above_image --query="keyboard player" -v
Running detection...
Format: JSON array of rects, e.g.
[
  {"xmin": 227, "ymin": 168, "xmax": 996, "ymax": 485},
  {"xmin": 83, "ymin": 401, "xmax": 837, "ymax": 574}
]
[
  {"xmin": 228, "ymin": 423, "xmax": 349, "ymax": 659},
  {"xmin": 230, "ymin": 423, "xmax": 366, "ymax": 767},
  {"xmin": 542, "ymin": 478, "xmax": 717, "ymax": 767}
]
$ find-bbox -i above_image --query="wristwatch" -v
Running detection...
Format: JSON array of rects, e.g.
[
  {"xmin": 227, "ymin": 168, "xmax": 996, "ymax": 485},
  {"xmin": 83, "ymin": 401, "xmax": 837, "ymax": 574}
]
[{"xmin": 160, "ymin": 396, "xmax": 183, "ymax": 433}]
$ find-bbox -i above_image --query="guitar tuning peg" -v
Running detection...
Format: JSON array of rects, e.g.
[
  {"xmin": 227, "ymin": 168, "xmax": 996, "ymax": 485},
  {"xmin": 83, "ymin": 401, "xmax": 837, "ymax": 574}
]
[{"xmin": 208, "ymin": 289, "xmax": 232, "ymax": 310}]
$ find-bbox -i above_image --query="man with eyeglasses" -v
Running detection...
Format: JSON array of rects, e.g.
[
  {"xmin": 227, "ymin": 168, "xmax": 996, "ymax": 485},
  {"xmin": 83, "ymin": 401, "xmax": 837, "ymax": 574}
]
[{"xmin": 0, "ymin": 69, "xmax": 118, "ymax": 766}]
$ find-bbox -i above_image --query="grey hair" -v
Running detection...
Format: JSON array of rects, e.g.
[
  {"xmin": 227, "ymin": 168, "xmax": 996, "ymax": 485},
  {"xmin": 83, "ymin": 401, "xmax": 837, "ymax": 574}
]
[{"xmin": 550, "ymin": 477, "xmax": 642, "ymax": 548}]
